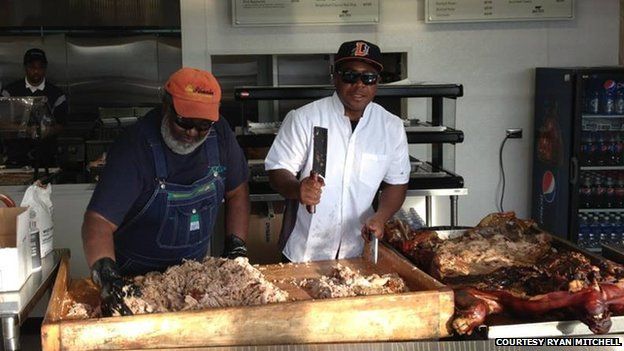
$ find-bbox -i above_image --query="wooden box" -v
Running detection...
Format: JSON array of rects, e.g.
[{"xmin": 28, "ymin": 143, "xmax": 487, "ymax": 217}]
[{"xmin": 41, "ymin": 243, "xmax": 453, "ymax": 350}]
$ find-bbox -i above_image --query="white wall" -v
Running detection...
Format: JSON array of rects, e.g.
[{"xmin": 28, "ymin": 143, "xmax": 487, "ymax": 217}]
[{"xmin": 181, "ymin": 0, "xmax": 620, "ymax": 226}]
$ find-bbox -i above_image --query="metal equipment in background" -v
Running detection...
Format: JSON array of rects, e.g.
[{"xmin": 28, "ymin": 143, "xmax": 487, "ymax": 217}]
[
  {"xmin": 84, "ymin": 107, "xmax": 149, "ymax": 182},
  {"xmin": 0, "ymin": 96, "xmax": 58, "ymax": 183}
]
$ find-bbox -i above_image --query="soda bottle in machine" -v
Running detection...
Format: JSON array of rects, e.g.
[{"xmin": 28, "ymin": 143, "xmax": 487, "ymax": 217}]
[
  {"xmin": 579, "ymin": 176, "xmax": 593, "ymax": 208},
  {"xmin": 613, "ymin": 213, "xmax": 621, "ymax": 243},
  {"xmin": 587, "ymin": 84, "xmax": 600, "ymax": 114},
  {"xmin": 616, "ymin": 82, "xmax": 624, "ymax": 114},
  {"xmin": 597, "ymin": 133, "xmax": 610, "ymax": 166},
  {"xmin": 606, "ymin": 177, "xmax": 616, "ymax": 208},
  {"xmin": 616, "ymin": 174, "xmax": 624, "ymax": 208},
  {"xmin": 611, "ymin": 132, "xmax": 624, "ymax": 166},
  {"xmin": 593, "ymin": 176, "xmax": 606, "ymax": 208},
  {"xmin": 578, "ymin": 214, "xmax": 589, "ymax": 247},
  {"xmin": 604, "ymin": 80, "xmax": 617, "ymax": 114}
]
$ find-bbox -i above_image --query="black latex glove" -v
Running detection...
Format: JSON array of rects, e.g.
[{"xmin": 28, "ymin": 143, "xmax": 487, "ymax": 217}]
[
  {"xmin": 91, "ymin": 257, "xmax": 136, "ymax": 317},
  {"xmin": 222, "ymin": 234, "xmax": 248, "ymax": 259}
]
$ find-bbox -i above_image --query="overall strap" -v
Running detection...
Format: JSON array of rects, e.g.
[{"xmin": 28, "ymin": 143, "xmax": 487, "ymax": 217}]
[
  {"xmin": 203, "ymin": 128, "xmax": 220, "ymax": 167},
  {"xmin": 142, "ymin": 115, "xmax": 169, "ymax": 179}
]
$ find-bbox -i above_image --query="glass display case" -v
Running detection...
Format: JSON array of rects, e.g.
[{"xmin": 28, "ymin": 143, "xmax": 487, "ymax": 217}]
[
  {"xmin": 234, "ymin": 83, "xmax": 466, "ymax": 226},
  {"xmin": 0, "ymin": 96, "xmax": 57, "ymax": 183}
]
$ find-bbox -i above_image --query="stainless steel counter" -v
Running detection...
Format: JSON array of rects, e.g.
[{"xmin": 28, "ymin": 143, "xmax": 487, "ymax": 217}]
[{"xmin": 0, "ymin": 249, "xmax": 63, "ymax": 351}]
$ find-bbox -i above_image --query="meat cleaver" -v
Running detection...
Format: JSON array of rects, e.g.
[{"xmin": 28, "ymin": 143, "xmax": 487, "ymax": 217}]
[
  {"xmin": 369, "ymin": 231, "xmax": 379, "ymax": 264},
  {"xmin": 306, "ymin": 126, "xmax": 327, "ymax": 214}
]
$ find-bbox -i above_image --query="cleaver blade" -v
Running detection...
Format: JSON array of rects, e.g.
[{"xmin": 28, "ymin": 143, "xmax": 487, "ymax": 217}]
[{"xmin": 306, "ymin": 126, "xmax": 327, "ymax": 214}]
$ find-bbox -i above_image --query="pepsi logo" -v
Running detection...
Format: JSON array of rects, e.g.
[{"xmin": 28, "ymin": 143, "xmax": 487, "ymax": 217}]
[
  {"xmin": 542, "ymin": 171, "xmax": 556, "ymax": 203},
  {"xmin": 604, "ymin": 80, "xmax": 617, "ymax": 91}
]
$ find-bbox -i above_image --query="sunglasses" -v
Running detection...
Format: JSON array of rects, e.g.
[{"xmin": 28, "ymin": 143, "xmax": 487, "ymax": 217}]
[
  {"xmin": 336, "ymin": 70, "xmax": 379, "ymax": 85},
  {"xmin": 173, "ymin": 115, "xmax": 214, "ymax": 132}
]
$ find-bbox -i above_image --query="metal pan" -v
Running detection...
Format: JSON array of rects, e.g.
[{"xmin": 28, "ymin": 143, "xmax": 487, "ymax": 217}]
[
  {"xmin": 400, "ymin": 226, "xmax": 624, "ymax": 338},
  {"xmin": 602, "ymin": 243, "xmax": 624, "ymax": 265}
]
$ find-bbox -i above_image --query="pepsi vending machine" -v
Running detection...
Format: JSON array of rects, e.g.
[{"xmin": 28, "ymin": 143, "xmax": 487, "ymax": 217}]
[{"xmin": 532, "ymin": 67, "xmax": 624, "ymax": 251}]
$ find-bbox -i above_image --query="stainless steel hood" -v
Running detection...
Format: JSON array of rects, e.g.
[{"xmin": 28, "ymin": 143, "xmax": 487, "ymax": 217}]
[{"xmin": 0, "ymin": 0, "xmax": 180, "ymax": 29}]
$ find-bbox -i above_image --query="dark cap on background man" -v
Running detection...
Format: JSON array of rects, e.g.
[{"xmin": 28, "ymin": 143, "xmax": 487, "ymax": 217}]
[
  {"xmin": 334, "ymin": 40, "xmax": 383, "ymax": 72},
  {"xmin": 23, "ymin": 48, "xmax": 48, "ymax": 66},
  {"xmin": 164, "ymin": 67, "xmax": 222, "ymax": 121}
]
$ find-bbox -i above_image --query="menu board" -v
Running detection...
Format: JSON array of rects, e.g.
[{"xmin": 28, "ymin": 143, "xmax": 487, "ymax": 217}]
[
  {"xmin": 232, "ymin": 0, "xmax": 379, "ymax": 26},
  {"xmin": 426, "ymin": 0, "xmax": 574, "ymax": 23}
]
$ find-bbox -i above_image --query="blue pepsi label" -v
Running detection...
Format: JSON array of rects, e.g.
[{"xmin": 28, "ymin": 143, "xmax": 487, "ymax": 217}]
[{"xmin": 604, "ymin": 80, "xmax": 617, "ymax": 92}]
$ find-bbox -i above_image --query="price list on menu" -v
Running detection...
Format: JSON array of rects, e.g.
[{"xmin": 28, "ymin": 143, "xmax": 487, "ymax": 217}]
[
  {"xmin": 232, "ymin": 0, "xmax": 379, "ymax": 26},
  {"xmin": 425, "ymin": 0, "xmax": 574, "ymax": 23}
]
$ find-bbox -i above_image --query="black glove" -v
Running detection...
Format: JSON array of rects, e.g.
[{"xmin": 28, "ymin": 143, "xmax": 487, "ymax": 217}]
[
  {"xmin": 91, "ymin": 257, "xmax": 136, "ymax": 317},
  {"xmin": 222, "ymin": 234, "xmax": 248, "ymax": 259}
]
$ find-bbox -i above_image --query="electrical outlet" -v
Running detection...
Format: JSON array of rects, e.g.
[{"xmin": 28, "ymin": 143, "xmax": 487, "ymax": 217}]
[{"xmin": 506, "ymin": 128, "xmax": 523, "ymax": 139}]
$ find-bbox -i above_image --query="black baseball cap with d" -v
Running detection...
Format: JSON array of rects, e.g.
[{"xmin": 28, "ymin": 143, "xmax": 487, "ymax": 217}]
[
  {"xmin": 334, "ymin": 40, "xmax": 383, "ymax": 72},
  {"xmin": 23, "ymin": 48, "xmax": 48, "ymax": 66}
]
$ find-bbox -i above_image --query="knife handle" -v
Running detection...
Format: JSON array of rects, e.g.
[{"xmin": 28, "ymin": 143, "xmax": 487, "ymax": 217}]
[{"xmin": 306, "ymin": 171, "xmax": 318, "ymax": 214}]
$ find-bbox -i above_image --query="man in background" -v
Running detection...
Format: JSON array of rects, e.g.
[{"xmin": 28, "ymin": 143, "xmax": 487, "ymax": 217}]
[
  {"xmin": 2, "ymin": 48, "xmax": 67, "ymax": 127},
  {"xmin": 1, "ymin": 48, "xmax": 67, "ymax": 167}
]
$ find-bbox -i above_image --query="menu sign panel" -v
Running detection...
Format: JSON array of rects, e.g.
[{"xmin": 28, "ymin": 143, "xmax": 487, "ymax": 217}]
[
  {"xmin": 232, "ymin": 0, "xmax": 379, "ymax": 26},
  {"xmin": 426, "ymin": 0, "xmax": 574, "ymax": 23}
]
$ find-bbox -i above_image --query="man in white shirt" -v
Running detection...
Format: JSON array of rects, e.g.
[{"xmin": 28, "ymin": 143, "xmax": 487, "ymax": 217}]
[{"xmin": 265, "ymin": 40, "xmax": 410, "ymax": 262}]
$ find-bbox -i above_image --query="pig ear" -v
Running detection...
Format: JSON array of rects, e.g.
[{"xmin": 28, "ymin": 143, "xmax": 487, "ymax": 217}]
[{"xmin": 0, "ymin": 193, "xmax": 15, "ymax": 207}]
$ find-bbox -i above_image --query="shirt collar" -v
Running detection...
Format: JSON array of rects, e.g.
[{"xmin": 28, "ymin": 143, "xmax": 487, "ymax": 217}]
[
  {"xmin": 330, "ymin": 92, "xmax": 345, "ymax": 116},
  {"xmin": 330, "ymin": 92, "xmax": 372, "ymax": 121},
  {"xmin": 25, "ymin": 77, "xmax": 45, "ymax": 93}
]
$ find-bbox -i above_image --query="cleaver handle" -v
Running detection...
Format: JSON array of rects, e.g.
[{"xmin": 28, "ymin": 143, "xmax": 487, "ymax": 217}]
[{"xmin": 306, "ymin": 171, "xmax": 319, "ymax": 214}]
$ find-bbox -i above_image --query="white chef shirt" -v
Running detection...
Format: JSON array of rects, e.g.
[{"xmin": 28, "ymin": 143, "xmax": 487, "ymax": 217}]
[{"xmin": 265, "ymin": 93, "xmax": 410, "ymax": 262}]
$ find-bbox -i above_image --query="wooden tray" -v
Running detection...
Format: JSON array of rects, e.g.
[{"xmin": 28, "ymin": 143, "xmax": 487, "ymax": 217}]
[{"xmin": 41, "ymin": 242, "xmax": 453, "ymax": 350}]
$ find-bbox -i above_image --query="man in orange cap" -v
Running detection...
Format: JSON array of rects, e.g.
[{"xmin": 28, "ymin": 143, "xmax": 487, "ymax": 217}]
[{"xmin": 82, "ymin": 68, "xmax": 250, "ymax": 315}]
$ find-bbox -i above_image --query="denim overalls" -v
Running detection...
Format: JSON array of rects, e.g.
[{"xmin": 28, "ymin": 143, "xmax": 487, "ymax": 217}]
[{"xmin": 114, "ymin": 117, "xmax": 225, "ymax": 275}]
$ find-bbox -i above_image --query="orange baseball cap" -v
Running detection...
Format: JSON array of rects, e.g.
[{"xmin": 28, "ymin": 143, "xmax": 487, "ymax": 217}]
[{"xmin": 164, "ymin": 67, "xmax": 221, "ymax": 121}]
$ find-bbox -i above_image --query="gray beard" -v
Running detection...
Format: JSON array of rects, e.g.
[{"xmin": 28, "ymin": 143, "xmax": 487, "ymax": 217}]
[{"xmin": 160, "ymin": 116, "xmax": 208, "ymax": 155}]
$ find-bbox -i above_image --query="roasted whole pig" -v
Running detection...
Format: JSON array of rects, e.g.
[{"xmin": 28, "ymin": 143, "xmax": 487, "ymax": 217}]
[{"xmin": 385, "ymin": 212, "xmax": 624, "ymax": 335}]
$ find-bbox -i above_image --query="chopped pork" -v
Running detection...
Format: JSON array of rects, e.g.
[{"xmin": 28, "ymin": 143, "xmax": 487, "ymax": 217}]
[
  {"xmin": 124, "ymin": 256, "xmax": 289, "ymax": 314},
  {"xmin": 301, "ymin": 264, "xmax": 407, "ymax": 299},
  {"xmin": 64, "ymin": 256, "xmax": 289, "ymax": 318}
]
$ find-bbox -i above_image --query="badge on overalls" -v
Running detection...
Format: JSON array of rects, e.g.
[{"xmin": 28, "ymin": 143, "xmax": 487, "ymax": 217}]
[{"xmin": 190, "ymin": 213, "xmax": 200, "ymax": 231}]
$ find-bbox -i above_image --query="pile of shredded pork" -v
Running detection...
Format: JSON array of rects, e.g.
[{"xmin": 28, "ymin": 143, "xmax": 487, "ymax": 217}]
[
  {"xmin": 300, "ymin": 264, "xmax": 407, "ymax": 299},
  {"xmin": 64, "ymin": 259, "xmax": 408, "ymax": 319},
  {"xmin": 123, "ymin": 256, "xmax": 289, "ymax": 314}
]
